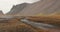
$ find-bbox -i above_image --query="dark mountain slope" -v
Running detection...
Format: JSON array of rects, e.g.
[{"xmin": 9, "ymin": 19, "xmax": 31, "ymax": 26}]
[
  {"xmin": 17, "ymin": 0, "xmax": 60, "ymax": 16},
  {"xmin": 0, "ymin": 10, "xmax": 4, "ymax": 16},
  {"xmin": 7, "ymin": 3, "xmax": 29, "ymax": 15}
]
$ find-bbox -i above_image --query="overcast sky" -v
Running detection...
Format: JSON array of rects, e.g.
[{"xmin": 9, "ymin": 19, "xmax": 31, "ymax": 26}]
[{"xmin": 0, "ymin": 0, "xmax": 39, "ymax": 14}]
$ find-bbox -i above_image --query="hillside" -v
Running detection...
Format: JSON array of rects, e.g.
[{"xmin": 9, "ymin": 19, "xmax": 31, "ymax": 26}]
[
  {"xmin": 6, "ymin": 3, "xmax": 29, "ymax": 15},
  {"xmin": 16, "ymin": 0, "xmax": 60, "ymax": 16},
  {"xmin": 6, "ymin": 0, "xmax": 60, "ymax": 16},
  {"xmin": 0, "ymin": 11, "xmax": 4, "ymax": 16}
]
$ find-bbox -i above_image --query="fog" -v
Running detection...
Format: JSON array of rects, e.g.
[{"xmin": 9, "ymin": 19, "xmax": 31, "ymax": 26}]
[{"xmin": 0, "ymin": 0, "xmax": 40, "ymax": 14}]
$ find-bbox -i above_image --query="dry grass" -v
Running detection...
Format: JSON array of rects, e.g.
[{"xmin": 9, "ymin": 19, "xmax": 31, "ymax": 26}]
[
  {"xmin": 25, "ymin": 16, "xmax": 60, "ymax": 24},
  {"xmin": 0, "ymin": 16, "xmax": 60, "ymax": 32},
  {"xmin": 0, "ymin": 17, "xmax": 38, "ymax": 32}
]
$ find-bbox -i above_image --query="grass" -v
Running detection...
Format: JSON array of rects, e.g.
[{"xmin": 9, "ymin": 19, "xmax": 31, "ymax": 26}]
[{"xmin": 0, "ymin": 16, "xmax": 60, "ymax": 32}]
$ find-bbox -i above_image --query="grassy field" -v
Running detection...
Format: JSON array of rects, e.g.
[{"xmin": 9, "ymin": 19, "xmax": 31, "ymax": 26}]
[{"xmin": 0, "ymin": 16, "xmax": 60, "ymax": 32}]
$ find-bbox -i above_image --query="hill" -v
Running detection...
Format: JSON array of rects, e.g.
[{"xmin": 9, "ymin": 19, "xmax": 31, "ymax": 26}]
[
  {"xmin": 6, "ymin": 3, "xmax": 29, "ymax": 15},
  {"xmin": 0, "ymin": 10, "xmax": 4, "ymax": 16},
  {"xmin": 16, "ymin": 0, "xmax": 60, "ymax": 16}
]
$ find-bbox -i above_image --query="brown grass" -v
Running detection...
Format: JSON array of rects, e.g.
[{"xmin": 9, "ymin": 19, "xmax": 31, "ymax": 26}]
[
  {"xmin": 0, "ymin": 18, "xmax": 38, "ymax": 32},
  {"xmin": 25, "ymin": 16, "xmax": 60, "ymax": 24},
  {"xmin": 0, "ymin": 16, "xmax": 60, "ymax": 32}
]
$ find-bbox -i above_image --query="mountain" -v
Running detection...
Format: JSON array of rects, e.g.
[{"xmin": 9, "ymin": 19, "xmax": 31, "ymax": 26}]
[
  {"xmin": 16, "ymin": 0, "xmax": 60, "ymax": 16},
  {"xmin": 6, "ymin": 3, "xmax": 29, "ymax": 15},
  {"xmin": 0, "ymin": 10, "xmax": 4, "ymax": 16}
]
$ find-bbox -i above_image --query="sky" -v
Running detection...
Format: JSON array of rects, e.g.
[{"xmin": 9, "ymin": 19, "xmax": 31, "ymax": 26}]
[{"xmin": 0, "ymin": 0, "xmax": 40, "ymax": 14}]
